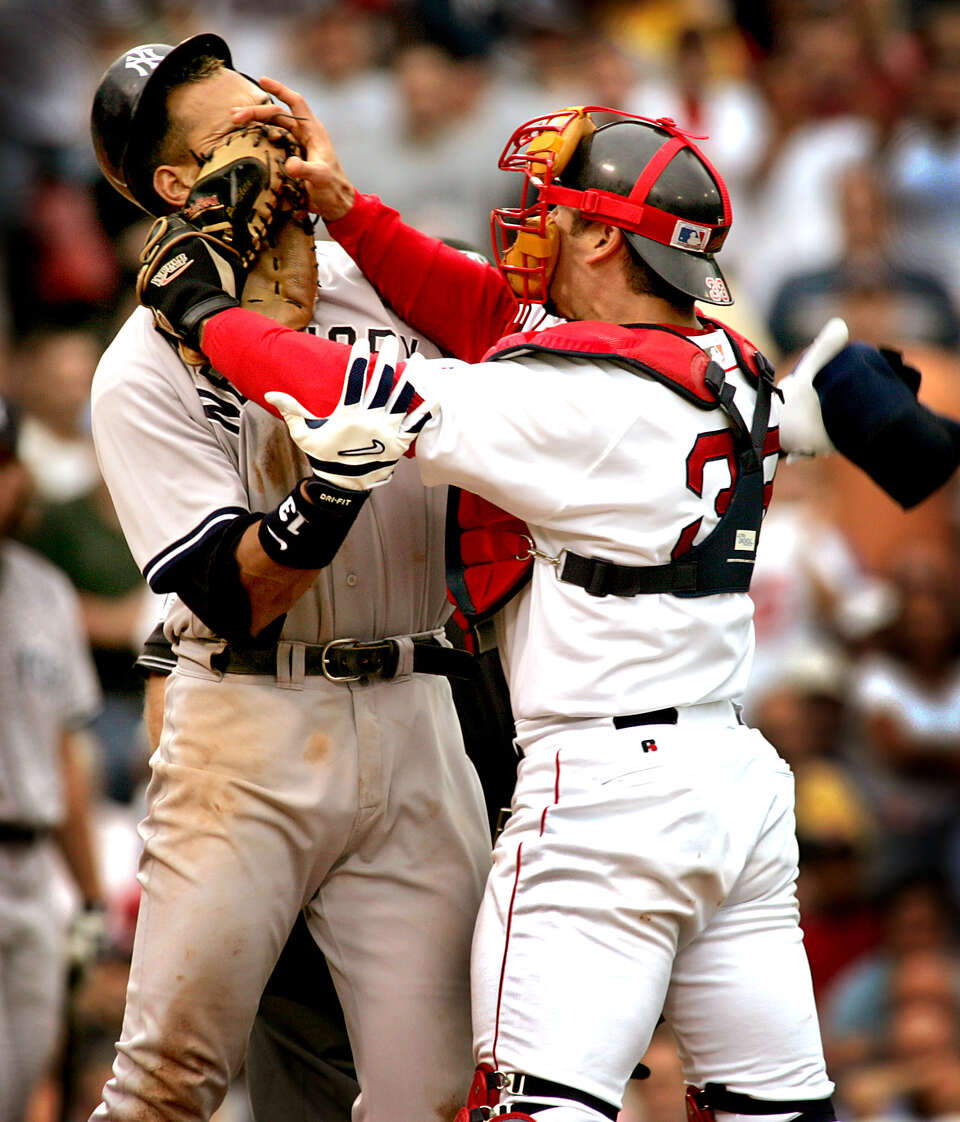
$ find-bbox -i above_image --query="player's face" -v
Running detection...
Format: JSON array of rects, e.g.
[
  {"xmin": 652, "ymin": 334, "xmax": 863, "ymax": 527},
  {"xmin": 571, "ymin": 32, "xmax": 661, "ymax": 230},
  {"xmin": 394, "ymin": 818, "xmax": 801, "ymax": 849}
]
[
  {"xmin": 161, "ymin": 70, "xmax": 272, "ymax": 198},
  {"xmin": 545, "ymin": 208, "xmax": 594, "ymax": 322},
  {"xmin": 174, "ymin": 69, "xmax": 272, "ymax": 163}
]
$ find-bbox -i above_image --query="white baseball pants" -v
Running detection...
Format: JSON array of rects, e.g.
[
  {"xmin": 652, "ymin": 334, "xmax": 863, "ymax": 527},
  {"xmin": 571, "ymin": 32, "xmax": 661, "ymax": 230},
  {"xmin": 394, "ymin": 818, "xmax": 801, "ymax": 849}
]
[
  {"xmin": 91, "ymin": 665, "xmax": 491, "ymax": 1122},
  {"xmin": 472, "ymin": 702, "xmax": 834, "ymax": 1119},
  {"xmin": 0, "ymin": 844, "xmax": 65, "ymax": 1122}
]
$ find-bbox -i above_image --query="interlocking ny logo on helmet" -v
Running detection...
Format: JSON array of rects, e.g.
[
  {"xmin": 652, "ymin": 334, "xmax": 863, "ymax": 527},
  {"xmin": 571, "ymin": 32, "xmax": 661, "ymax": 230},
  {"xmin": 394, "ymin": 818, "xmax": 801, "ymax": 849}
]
[
  {"xmin": 124, "ymin": 46, "xmax": 166, "ymax": 77},
  {"xmin": 491, "ymin": 106, "xmax": 734, "ymax": 308}
]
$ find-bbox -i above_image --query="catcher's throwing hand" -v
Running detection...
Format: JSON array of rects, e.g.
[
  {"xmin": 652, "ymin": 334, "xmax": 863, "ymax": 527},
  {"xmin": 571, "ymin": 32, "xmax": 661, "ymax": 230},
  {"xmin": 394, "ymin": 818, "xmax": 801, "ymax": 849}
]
[
  {"xmin": 266, "ymin": 337, "xmax": 436, "ymax": 491},
  {"xmin": 230, "ymin": 76, "xmax": 356, "ymax": 221}
]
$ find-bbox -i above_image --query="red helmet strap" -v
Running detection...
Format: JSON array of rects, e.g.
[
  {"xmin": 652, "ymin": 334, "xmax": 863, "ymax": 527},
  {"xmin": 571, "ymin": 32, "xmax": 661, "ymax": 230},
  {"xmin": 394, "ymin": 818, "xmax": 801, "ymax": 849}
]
[
  {"xmin": 627, "ymin": 136, "xmax": 687, "ymax": 204},
  {"xmin": 538, "ymin": 183, "xmax": 728, "ymax": 252}
]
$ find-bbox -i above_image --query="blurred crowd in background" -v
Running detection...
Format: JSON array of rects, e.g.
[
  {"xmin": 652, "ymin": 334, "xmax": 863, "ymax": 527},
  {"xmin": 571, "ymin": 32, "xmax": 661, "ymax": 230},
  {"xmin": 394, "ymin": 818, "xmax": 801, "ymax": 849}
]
[{"xmin": 0, "ymin": 0, "xmax": 959, "ymax": 1120}]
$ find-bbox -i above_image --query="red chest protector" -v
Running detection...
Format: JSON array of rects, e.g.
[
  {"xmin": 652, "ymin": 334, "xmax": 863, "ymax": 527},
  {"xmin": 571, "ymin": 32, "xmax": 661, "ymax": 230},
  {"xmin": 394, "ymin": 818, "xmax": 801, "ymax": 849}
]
[{"xmin": 446, "ymin": 317, "xmax": 776, "ymax": 652}]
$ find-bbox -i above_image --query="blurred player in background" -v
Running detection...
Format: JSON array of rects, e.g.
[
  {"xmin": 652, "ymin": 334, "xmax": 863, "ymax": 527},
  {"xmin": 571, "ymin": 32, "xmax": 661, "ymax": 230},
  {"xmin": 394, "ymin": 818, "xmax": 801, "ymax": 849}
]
[{"xmin": 0, "ymin": 394, "xmax": 104, "ymax": 1122}]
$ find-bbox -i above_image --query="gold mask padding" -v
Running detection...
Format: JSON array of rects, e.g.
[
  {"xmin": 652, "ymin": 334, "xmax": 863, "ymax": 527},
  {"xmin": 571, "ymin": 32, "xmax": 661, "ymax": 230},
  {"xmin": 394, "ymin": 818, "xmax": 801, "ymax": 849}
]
[{"xmin": 525, "ymin": 107, "xmax": 598, "ymax": 180}]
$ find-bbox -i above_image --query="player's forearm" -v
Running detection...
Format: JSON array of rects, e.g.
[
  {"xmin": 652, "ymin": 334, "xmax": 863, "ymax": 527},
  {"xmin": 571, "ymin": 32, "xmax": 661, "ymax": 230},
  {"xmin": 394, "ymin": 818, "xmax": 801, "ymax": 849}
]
[
  {"xmin": 325, "ymin": 193, "xmax": 518, "ymax": 362},
  {"xmin": 55, "ymin": 731, "xmax": 104, "ymax": 907},
  {"xmin": 814, "ymin": 343, "xmax": 960, "ymax": 508},
  {"xmin": 236, "ymin": 517, "xmax": 324, "ymax": 635},
  {"xmin": 201, "ymin": 307, "xmax": 351, "ymax": 418}
]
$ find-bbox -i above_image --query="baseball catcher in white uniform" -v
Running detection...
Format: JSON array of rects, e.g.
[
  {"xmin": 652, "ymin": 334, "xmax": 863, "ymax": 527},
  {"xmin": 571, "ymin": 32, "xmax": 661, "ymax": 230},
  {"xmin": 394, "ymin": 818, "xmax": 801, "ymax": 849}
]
[
  {"xmin": 87, "ymin": 35, "xmax": 492, "ymax": 1122},
  {"xmin": 133, "ymin": 86, "xmax": 960, "ymax": 1122}
]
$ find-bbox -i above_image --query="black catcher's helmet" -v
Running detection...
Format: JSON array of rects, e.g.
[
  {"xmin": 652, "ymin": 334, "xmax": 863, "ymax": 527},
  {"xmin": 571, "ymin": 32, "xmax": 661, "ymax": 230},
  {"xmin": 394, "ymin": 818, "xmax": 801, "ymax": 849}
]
[
  {"xmin": 493, "ymin": 107, "xmax": 733, "ymax": 307},
  {"xmin": 90, "ymin": 34, "xmax": 232, "ymax": 215}
]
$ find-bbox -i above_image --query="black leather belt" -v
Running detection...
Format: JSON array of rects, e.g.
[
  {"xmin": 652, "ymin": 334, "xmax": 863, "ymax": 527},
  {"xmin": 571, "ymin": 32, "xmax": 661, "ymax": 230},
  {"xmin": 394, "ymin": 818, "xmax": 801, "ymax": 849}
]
[
  {"xmin": 214, "ymin": 637, "xmax": 479, "ymax": 682},
  {"xmin": 613, "ymin": 707, "xmax": 679, "ymax": 729},
  {"xmin": 0, "ymin": 822, "xmax": 48, "ymax": 844}
]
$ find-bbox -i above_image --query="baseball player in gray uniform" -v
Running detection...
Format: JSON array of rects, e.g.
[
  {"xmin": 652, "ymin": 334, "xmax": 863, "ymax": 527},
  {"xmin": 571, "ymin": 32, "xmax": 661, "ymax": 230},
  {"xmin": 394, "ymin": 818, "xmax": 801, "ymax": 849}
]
[
  {"xmin": 87, "ymin": 36, "xmax": 491, "ymax": 1122},
  {"xmin": 0, "ymin": 397, "xmax": 104, "ymax": 1122}
]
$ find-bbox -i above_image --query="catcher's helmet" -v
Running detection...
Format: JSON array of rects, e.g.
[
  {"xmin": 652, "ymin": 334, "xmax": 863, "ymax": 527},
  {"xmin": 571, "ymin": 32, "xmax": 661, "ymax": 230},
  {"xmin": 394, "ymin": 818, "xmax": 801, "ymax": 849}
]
[
  {"xmin": 492, "ymin": 107, "xmax": 733, "ymax": 307},
  {"xmin": 91, "ymin": 34, "xmax": 233, "ymax": 215}
]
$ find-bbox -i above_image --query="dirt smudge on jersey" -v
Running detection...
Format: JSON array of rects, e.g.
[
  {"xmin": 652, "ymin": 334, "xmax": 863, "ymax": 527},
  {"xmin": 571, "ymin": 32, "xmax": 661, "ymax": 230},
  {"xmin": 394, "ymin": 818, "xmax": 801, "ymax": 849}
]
[
  {"xmin": 261, "ymin": 425, "xmax": 303, "ymax": 491},
  {"xmin": 304, "ymin": 731, "xmax": 331, "ymax": 763}
]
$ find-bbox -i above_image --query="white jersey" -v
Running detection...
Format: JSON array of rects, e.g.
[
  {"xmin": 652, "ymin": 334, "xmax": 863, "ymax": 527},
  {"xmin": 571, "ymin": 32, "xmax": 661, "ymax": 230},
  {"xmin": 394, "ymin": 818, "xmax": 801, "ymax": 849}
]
[
  {"xmin": 0, "ymin": 541, "xmax": 101, "ymax": 826},
  {"xmin": 91, "ymin": 243, "xmax": 449, "ymax": 655},
  {"xmin": 410, "ymin": 328, "xmax": 780, "ymax": 733}
]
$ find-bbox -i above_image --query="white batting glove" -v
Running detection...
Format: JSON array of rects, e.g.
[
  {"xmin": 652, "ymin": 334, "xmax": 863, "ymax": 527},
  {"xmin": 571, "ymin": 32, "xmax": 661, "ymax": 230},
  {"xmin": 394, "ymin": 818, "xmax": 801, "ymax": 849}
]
[
  {"xmin": 265, "ymin": 337, "xmax": 435, "ymax": 490},
  {"xmin": 778, "ymin": 317, "xmax": 849, "ymax": 457}
]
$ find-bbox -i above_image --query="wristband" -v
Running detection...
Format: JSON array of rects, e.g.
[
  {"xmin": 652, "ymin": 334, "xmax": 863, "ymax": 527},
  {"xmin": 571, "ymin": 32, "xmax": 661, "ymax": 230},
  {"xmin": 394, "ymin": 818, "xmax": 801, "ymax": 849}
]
[{"xmin": 258, "ymin": 478, "xmax": 369, "ymax": 568}]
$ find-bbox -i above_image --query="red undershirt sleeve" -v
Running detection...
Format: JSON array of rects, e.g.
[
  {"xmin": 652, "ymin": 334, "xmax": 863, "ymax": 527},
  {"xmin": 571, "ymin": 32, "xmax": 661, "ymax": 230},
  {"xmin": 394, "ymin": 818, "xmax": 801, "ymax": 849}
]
[
  {"xmin": 202, "ymin": 308, "xmax": 352, "ymax": 418},
  {"xmin": 325, "ymin": 193, "xmax": 519, "ymax": 363}
]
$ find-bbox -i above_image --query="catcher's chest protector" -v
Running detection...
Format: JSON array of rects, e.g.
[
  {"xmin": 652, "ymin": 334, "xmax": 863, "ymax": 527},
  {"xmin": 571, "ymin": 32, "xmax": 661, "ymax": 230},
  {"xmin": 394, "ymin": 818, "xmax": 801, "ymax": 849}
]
[{"xmin": 446, "ymin": 319, "xmax": 777, "ymax": 652}]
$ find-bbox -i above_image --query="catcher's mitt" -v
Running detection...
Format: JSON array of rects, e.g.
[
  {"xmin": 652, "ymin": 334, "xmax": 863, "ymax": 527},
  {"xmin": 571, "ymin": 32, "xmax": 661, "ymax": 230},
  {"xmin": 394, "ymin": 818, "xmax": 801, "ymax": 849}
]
[
  {"xmin": 241, "ymin": 206, "xmax": 318, "ymax": 331},
  {"xmin": 137, "ymin": 122, "xmax": 317, "ymax": 363},
  {"xmin": 182, "ymin": 122, "xmax": 310, "ymax": 266}
]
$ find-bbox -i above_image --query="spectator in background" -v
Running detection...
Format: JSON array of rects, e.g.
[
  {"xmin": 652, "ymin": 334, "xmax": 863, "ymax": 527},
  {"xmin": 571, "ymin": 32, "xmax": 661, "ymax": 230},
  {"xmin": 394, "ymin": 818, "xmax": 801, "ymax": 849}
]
[
  {"xmin": 732, "ymin": 6, "xmax": 881, "ymax": 318},
  {"xmin": 822, "ymin": 878, "xmax": 959, "ymax": 1071},
  {"xmin": 884, "ymin": 2, "xmax": 960, "ymax": 313},
  {"xmin": 745, "ymin": 456, "xmax": 892, "ymax": 708},
  {"xmin": 625, "ymin": 27, "xmax": 768, "ymax": 204},
  {"xmin": 849, "ymin": 539, "xmax": 960, "ymax": 896},
  {"xmin": 22, "ymin": 473, "xmax": 152, "ymax": 805},
  {"xmin": 838, "ymin": 950, "xmax": 960, "ymax": 1120},
  {"xmin": 12, "ymin": 325, "xmax": 100, "ymax": 503},
  {"xmin": 10, "ymin": 321, "xmax": 152, "ymax": 804},
  {"xmin": 767, "ymin": 164, "xmax": 959, "ymax": 355},
  {"xmin": 346, "ymin": 42, "xmax": 510, "ymax": 249},
  {"xmin": 0, "ymin": 395, "xmax": 104, "ymax": 1122},
  {"xmin": 752, "ymin": 650, "xmax": 882, "ymax": 1002},
  {"xmin": 267, "ymin": 4, "xmax": 393, "ymax": 155}
]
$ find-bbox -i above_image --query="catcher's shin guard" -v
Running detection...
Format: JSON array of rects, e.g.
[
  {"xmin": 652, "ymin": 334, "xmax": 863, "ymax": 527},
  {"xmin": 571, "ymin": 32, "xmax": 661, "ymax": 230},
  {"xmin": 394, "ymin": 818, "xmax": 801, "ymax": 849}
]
[
  {"xmin": 457, "ymin": 1066, "xmax": 619, "ymax": 1122},
  {"xmin": 686, "ymin": 1084, "xmax": 836, "ymax": 1122}
]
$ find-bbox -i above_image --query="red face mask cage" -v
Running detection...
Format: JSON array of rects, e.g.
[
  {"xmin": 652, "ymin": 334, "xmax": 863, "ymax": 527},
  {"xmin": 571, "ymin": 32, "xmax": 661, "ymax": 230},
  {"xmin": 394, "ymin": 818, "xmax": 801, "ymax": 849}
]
[{"xmin": 490, "ymin": 107, "xmax": 731, "ymax": 307}]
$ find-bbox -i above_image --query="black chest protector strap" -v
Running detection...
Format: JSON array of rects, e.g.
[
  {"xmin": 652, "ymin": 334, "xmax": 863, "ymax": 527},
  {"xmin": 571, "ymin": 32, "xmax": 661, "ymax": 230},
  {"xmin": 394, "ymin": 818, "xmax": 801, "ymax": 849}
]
[{"xmin": 558, "ymin": 358, "xmax": 774, "ymax": 599}]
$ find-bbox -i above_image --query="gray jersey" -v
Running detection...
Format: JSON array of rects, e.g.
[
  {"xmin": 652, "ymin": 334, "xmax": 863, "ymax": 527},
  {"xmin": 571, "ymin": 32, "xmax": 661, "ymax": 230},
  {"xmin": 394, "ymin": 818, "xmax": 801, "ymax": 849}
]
[
  {"xmin": 0, "ymin": 541, "xmax": 101, "ymax": 826},
  {"xmin": 91, "ymin": 242, "xmax": 449, "ymax": 656}
]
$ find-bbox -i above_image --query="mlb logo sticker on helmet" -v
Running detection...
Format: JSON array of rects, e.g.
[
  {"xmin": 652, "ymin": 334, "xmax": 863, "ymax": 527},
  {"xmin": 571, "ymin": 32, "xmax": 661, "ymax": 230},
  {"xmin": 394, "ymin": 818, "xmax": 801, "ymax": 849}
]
[{"xmin": 670, "ymin": 221, "xmax": 710, "ymax": 251}]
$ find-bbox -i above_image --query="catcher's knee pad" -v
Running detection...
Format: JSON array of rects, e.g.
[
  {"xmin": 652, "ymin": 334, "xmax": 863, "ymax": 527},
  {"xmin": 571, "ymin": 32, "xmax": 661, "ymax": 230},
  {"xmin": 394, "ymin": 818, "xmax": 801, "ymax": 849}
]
[{"xmin": 686, "ymin": 1084, "xmax": 836, "ymax": 1122}]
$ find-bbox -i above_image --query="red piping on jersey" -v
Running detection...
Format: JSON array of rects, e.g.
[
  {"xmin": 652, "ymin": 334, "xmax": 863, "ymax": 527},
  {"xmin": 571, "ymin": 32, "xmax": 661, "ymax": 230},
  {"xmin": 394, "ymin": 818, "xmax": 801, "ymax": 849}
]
[
  {"xmin": 539, "ymin": 751, "xmax": 562, "ymax": 837},
  {"xmin": 493, "ymin": 843, "xmax": 524, "ymax": 1069}
]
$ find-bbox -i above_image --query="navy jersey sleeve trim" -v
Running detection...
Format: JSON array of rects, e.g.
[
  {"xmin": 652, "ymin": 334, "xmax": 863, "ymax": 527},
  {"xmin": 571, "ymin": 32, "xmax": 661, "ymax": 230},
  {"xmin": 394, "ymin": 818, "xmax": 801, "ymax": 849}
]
[{"xmin": 143, "ymin": 506, "xmax": 249, "ymax": 591}]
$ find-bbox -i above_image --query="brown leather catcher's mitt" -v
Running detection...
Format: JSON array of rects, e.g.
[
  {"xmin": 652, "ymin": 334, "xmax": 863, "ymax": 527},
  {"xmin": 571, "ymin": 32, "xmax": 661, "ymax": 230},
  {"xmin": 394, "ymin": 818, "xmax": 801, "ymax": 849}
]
[{"xmin": 184, "ymin": 122, "xmax": 318, "ymax": 332}]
